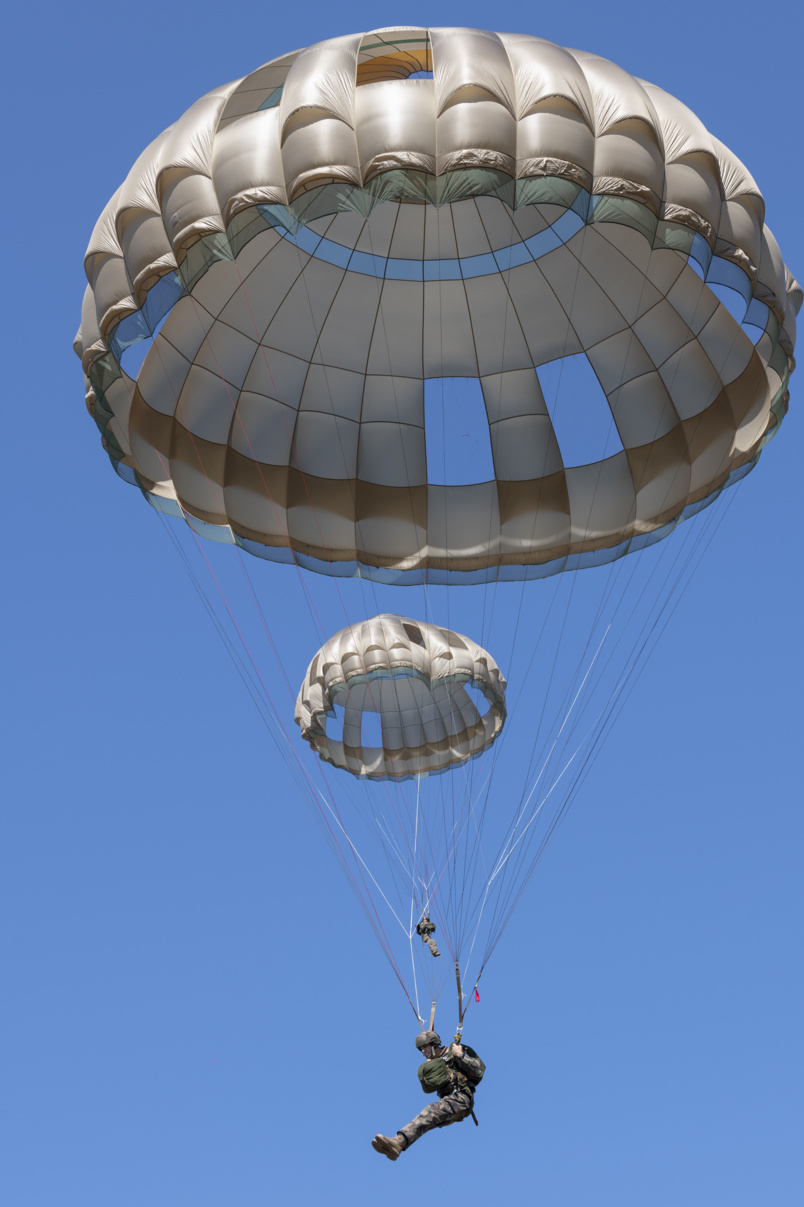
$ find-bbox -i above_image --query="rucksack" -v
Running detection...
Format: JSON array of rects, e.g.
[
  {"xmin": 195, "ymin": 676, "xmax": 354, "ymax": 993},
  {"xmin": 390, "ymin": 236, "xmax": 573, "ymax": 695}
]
[
  {"xmin": 417, "ymin": 1057, "xmax": 454, "ymax": 1094},
  {"xmin": 417, "ymin": 1043, "xmax": 486, "ymax": 1093}
]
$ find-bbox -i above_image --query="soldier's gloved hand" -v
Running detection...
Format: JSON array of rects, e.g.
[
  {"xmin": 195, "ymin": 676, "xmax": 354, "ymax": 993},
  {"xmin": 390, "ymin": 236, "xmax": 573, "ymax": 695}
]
[{"xmin": 451, "ymin": 1044, "xmax": 464, "ymax": 1058}]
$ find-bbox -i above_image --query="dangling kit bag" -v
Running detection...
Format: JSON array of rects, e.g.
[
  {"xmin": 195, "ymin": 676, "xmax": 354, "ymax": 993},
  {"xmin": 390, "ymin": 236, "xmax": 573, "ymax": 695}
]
[{"xmin": 417, "ymin": 1043, "xmax": 486, "ymax": 1093}]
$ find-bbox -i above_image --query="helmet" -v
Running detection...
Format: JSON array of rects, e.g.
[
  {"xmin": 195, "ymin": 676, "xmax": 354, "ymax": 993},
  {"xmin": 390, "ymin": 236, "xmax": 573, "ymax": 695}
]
[{"xmin": 415, "ymin": 1030, "xmax": 442, "ymax": 1050}]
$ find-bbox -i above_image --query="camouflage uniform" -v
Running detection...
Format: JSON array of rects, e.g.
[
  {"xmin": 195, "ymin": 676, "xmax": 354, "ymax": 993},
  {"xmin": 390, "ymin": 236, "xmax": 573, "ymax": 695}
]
[
  {"xmin": 398, "ymin": 1047, "xmax": 483, "ymax": 1148},
  {"xmin": 415, "ymin": 916, "xmax": 440, "ymax": 957}
]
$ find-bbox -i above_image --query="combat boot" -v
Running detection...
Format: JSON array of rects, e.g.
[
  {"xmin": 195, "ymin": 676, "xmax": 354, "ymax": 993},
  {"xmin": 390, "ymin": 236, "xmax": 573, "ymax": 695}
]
[{"xmin": 372, "ymin": 1133, "xmax": 406, "ymax": 1161}]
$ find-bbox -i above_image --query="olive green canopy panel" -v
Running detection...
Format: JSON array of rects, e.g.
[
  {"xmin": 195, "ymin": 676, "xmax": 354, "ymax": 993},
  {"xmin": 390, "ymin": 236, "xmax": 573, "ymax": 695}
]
[
  {"xmin": 75, "ymin": 27, "xmax": 800, "ymax": 583},
  {"xmin": 295, "ymin": 614, "xmax": 506, "ymax": 780}
]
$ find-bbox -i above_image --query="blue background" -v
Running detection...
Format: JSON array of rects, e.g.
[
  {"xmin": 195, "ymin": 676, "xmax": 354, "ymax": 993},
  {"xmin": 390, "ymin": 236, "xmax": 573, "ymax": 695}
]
[{"xmin": 4, "ymin": 2, "xmax": 802, "ymax": 1203}]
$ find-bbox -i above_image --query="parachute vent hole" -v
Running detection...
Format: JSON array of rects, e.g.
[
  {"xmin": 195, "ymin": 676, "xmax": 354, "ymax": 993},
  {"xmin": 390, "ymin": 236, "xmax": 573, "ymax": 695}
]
[
  {"xmin": 407, "ymin": 70, "xmax": 433, "ymax": 79},
  {"xmin": 258, "ymin": 86, "xmax": 283, "ymax": 111},
  {"xmin": 403, "ymin": 623, "xmax": 425, "ymax": 646},
  {"xmin": 326, "ymin": 702, "xmax": 346, "ymax": 742},
  {"xmin": 425, "ymin": 377, "xmax": 496, "ymax": 486},
  {"xmin": 706, "ymin": 272, "xmax": 765, "ymax": 345},
  {"xmin": 361, "ymin": 711, "xmax": 384, "ymax": 750},
  {"xmin": 740, "ymin": 318, "xmax": 766, "ymax": 346},
  {"xmin": 538, "ymin": 353, "xmax": 624, "ymax": 468},
  {"xmin": 439, "ymin": 628, "xmax": 467, "ymax": 650},
  {"xmin": 708, "ymin": 282, "xmax": 749, "ymax": 324},
  {"xmin": 119, "ymin": 311, "xmax": 170, "ymax": 379},
  {"xmin": 463, "ymin": 682, "xmax": 491, "ymax": 717},
  {"xmin": 355, "ymin": 41, "xmax": 432, "ymax": 86}
]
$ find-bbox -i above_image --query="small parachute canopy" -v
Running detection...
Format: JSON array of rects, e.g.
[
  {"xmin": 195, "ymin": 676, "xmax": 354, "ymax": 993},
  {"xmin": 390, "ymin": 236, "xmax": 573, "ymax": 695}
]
[{"xmin": 295, "ymin": 614, "xmax": 506, "ymax": 780}]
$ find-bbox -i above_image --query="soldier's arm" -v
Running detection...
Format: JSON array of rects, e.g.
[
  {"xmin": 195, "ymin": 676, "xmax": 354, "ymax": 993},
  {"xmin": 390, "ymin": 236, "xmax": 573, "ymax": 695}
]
[{"xmin": 450, "ymin": 1050, "xmax": 484, "ymax": 1080}]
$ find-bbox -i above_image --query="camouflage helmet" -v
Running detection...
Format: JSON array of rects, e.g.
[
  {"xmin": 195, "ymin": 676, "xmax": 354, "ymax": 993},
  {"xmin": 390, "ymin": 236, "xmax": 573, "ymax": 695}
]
[{"xmin": 415, "ymin": 1030, "xmax": 442, "ymax": 1050}]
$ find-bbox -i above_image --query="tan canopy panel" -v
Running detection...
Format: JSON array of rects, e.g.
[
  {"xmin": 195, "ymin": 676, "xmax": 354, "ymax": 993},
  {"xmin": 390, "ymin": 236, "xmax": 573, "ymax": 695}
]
[
  {"xmin": 76, "ymin": 27, "xmax": 799, "ymax": 583},
  {"xmin": 295, "ymin": 614, "xmax": 506, "ymax": 779}
]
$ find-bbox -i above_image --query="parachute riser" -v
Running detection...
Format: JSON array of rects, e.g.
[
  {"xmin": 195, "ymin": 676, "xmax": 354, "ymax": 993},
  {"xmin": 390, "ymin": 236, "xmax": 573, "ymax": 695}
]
[
  {"xmin": 452, "ymin": 969, "xmax": 478, "ymax": 1123},
  {"xmin": 455, "ymin": 962, "xmax": 465, "ymax": 1041},
  {"xmin": 454, "ymin": 967, "xmax": 483, "ymax": 1041}
]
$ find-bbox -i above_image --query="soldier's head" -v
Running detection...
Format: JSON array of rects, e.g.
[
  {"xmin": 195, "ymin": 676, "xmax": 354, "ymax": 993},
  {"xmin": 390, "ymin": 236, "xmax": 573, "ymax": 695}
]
[{"xmin": 415, "ymin": 1030, "xmax": 442, "ymax": 1058}]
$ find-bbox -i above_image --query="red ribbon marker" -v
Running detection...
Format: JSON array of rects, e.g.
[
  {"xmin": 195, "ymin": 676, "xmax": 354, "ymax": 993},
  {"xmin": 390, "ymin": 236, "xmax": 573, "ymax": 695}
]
[{"xmin": 474, "ymin": 988, "xmax": 480, "ymax": 1002}]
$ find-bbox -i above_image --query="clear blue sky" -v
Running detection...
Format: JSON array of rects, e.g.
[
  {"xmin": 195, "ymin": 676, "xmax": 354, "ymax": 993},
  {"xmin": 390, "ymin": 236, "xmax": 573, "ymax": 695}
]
[{"xmin": 4, "ymin": 3, "xmax": 802, "ymax": 1204}]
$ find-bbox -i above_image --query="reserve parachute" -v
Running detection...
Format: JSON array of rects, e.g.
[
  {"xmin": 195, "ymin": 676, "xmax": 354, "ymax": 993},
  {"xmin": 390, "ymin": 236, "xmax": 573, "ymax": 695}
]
[{"xmin": 295, "ymin": 614, "xmax": 506, "ymax": 780}]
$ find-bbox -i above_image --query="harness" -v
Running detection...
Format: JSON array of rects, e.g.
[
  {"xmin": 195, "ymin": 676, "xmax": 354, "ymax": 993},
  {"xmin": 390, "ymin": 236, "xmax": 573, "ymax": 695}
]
[
  {"xmin": 436, "ymin": 1052, "xmax": 480, "ymax": 1126},
  {"xmin": 437, "ymin": 1066, "xmax": 472, "ymax": 1096},
  {"xmin": 418, "ymin": 1037, "xmax": 484, "ymax": 1127}
]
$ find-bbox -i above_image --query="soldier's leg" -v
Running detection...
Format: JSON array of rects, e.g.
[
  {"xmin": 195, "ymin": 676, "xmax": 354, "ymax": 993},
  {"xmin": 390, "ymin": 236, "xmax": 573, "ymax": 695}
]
[
  {"xmin": 397, "ymin": 1091, "xmax": 473, "ymax": 1149},
  {"xmin": 424, "ymin": 934, "xmax": 440, "ymax": 957}
]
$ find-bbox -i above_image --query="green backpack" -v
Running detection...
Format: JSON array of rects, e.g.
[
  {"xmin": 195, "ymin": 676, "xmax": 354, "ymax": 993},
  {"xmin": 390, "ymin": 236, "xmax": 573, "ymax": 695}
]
[{"xmin": 417, "ymin": 1043, "xmax": 486, "ymax": 1094}]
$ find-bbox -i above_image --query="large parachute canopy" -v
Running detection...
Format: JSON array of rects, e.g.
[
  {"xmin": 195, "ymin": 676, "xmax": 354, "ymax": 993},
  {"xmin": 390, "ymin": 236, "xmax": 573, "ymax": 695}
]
[
  {"xmin": 295, "ymin": 614, "xmax": 506, "ymax": 780},
  {"xmin": 75, "ymin": 26, "xmax": 799, "ymax": 584},
  {"xmin": 76, "ymin": 28, "xmax": 798, "ymax": 1030}
]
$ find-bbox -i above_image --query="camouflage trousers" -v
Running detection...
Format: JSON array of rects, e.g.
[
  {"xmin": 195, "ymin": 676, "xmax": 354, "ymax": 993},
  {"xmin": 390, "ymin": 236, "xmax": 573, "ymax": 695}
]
[
  {"xmin": 421, "ymin": 933, "xmax": 440, "ymax": 957},
  {"xmin": 398, "ymin": 1088, "xmax": 475, "ymax": 1148}
]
